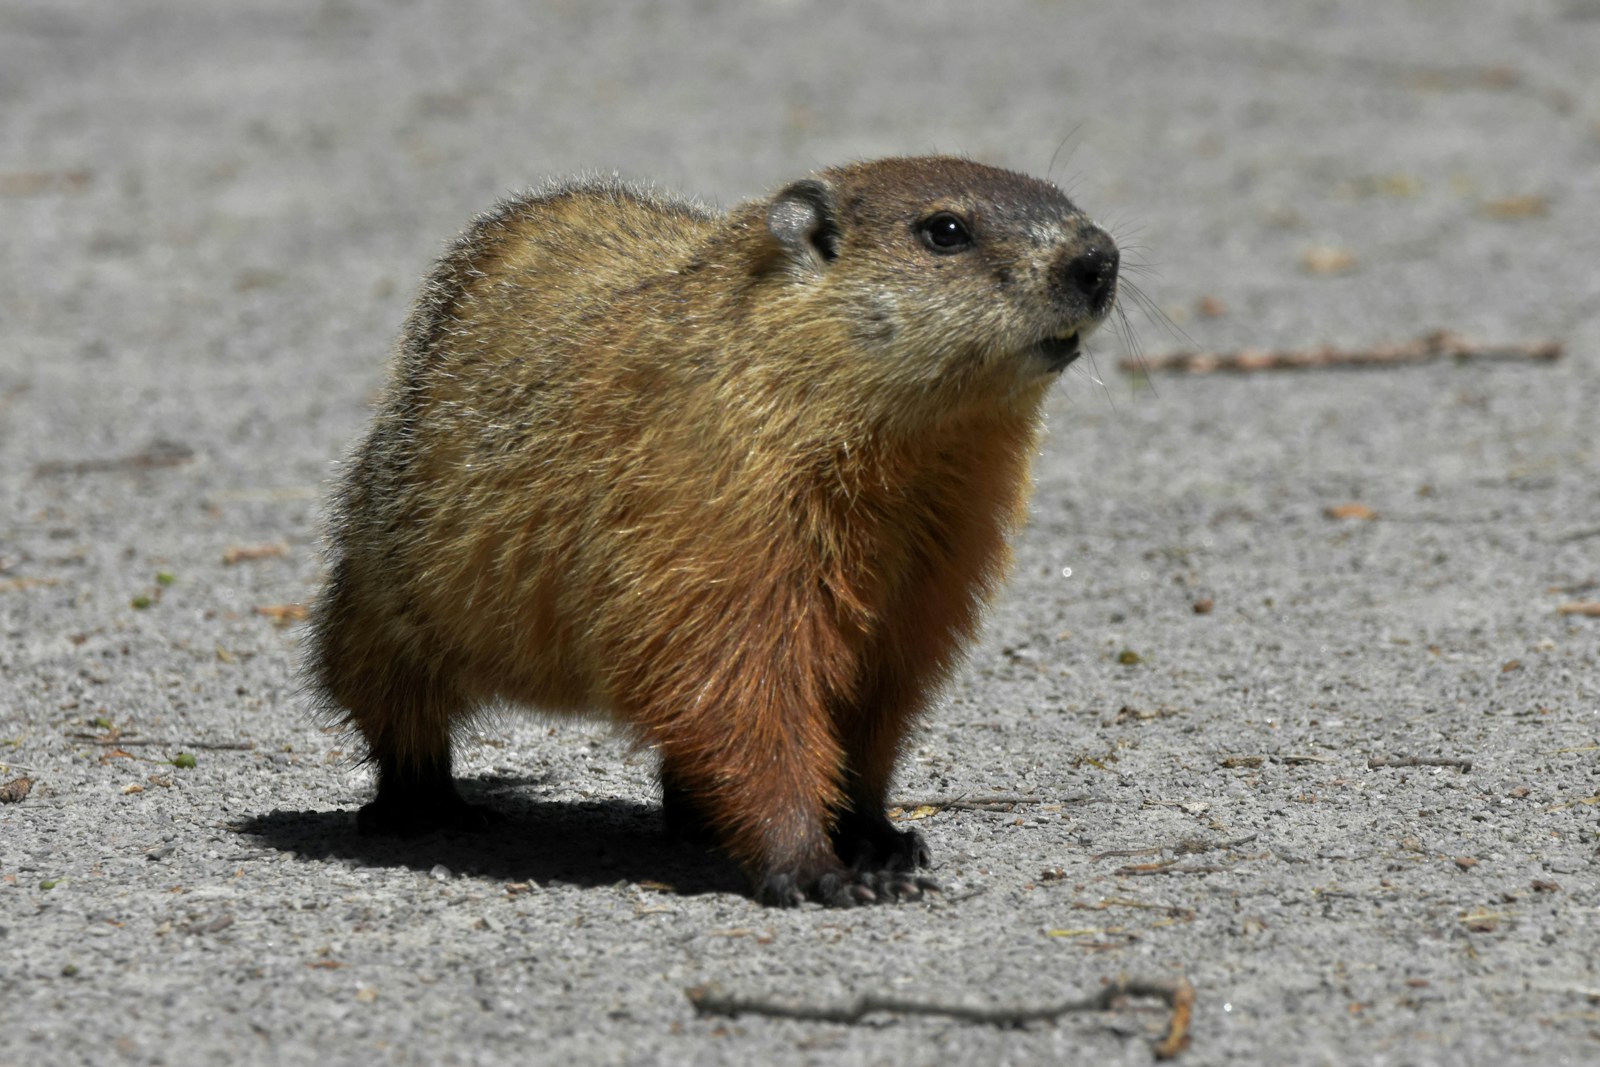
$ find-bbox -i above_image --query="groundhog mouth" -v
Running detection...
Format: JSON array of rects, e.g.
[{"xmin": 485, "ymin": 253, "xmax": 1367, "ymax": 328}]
[{"xmin": 1032, "ymin": 330, "xmax": 1082, "ymax": 373}]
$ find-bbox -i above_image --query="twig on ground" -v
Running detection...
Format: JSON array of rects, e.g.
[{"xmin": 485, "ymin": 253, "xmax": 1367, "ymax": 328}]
[
  {"xmin": 892, "ymin": 793, "xmax": 1062, "ymax": 813},
  {"xmin": 68, "ymin": 735, "xmax": 255, "ymax": 751},
  {"xmin": 1123, "ymin": 331, "xmax": 1561, "ymax": 376},
  {"xmin": 1368, "ymin": 755, "xmax": 1473, "ymax": 772},
  {"xmin": 33, "ymin": 439, "xmax": 195, "ymax": 477},
  {"xmin": 1556, "ymin": 602, "xmax": 1600, "ymax": 617},
  {"xmin": 254, "ymin": 603, "xmax": 309, "ymax": 625},
  {"xmin": 687, "ymin": 975, "xmax": 1195, "ymax": 1058},
  {"xmin": 222, "ymin": 542, "xmax": 289, "ymax": 564}
]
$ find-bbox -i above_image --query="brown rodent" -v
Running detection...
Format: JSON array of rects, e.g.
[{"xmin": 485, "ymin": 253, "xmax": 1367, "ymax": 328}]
[{"xmin": 307, "ymin": 156, "xmax": 1118, "ymax": 906}]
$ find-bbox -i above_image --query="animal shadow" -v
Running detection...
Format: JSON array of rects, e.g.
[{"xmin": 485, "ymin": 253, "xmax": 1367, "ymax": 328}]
[{"xmin": 235, "ymin": 777, "xmax": 745, "ymax": 897}]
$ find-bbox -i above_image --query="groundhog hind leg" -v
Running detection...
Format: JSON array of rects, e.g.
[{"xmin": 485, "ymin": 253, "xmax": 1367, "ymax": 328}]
[
  {"xmin": 358, "ymin": 740, "xmax": 502, "ymax": 838},
  {"xmin": 352, "ymin": 662, "xmax": 502, "ymax": 836},
  {"xmin": 315, "ymin": 609, "xmax": 498, "ymax": 835}
]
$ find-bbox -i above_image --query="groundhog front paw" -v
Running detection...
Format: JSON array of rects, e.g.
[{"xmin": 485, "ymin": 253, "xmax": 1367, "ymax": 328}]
[
  {"xmin": 831, "ymin": 809, "xmax": 934, "ymax": 873},
  {"xmin": 863, "ymin": 826, "xmax": 933, "ymax": 872}
]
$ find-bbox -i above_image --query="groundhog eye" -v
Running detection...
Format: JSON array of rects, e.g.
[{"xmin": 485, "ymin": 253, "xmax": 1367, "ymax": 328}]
[{"xmin": 919, "ymin": 212, "xmax": 973, "ymax": 253}]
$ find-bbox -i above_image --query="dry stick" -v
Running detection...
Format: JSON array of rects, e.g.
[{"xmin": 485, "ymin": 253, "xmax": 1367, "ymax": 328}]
[
  {"xmin": 222, "ymin": 542, "xmax": 288, "ymax": 564},
  {"xmin": 33, "ymin": 440, "xmax": 195, "ymax": 477},
  {"xmin": 254, "ymin": 603, "xmax": 308, "ymax": 623},
  {"xmin": 688, "ymin": 975, "xmax": 1195, "ymax": 1059},
  {"xmin": 1368, "ymin": 755, "xmax": 1473, "ymax": 772},
  {"xmin": 1556, "ymin": 602, "xmax": 1600, "ymax": 617},
  {"xmin": 1123, "ymin": 331, "xmax": 1562, "ymax": 376},
  {"xmin": 68, "ymin": 735, "xmax": 256, "ymax": 750},
  {"xmin": 893, "ymin": 793, "xmax": 1057, "ymax": 813}
]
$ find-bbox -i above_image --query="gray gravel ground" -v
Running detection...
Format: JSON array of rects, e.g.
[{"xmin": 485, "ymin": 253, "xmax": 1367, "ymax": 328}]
[{"xmin": 4, "ymin": 1, "xmax": 1599, "ymax": 1064}]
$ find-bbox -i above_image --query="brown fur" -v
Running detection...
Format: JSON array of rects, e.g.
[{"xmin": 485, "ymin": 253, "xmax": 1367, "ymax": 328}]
[{"xmin": 307, "ymin": 157, "xmax": 1118, "ymax": 906}]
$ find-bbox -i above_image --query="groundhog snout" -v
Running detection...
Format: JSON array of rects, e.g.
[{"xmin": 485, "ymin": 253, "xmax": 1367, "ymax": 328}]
[{"xmin": 1052, "ymin": 235, "xmax": 1119, "ymax": 317}]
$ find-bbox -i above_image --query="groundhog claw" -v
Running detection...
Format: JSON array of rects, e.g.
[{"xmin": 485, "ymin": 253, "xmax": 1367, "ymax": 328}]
[
  {"xmin": 852, "ymin": 868, "xmax": 939, "ymax": 903},
  {"xmin": 754, "ymin": 872, "xmax": 809, "ymax": 908}
]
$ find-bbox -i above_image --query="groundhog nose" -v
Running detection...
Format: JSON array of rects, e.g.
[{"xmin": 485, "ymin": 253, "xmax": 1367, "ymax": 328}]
[{"xmin": 1059, "ymin": 243, "xmax": 1119, "ymax": 311}]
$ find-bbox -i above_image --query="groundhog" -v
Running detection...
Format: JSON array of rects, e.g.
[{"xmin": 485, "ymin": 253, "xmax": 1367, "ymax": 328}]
[{"xmin": 307, "ymin": 156, "xmax": 1118, "ymax": 906}]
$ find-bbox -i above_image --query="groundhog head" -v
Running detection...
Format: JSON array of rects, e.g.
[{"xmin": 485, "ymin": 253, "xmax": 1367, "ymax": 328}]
[{"xmin": 761, "ymin": 156, "xmax": 1119, "ymax": 402}]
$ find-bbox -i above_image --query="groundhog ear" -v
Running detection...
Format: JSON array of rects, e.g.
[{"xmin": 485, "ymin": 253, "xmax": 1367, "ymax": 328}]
[{"xmin": 766, "ymin": 179, "xmax": 841, "ymax": 269}]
